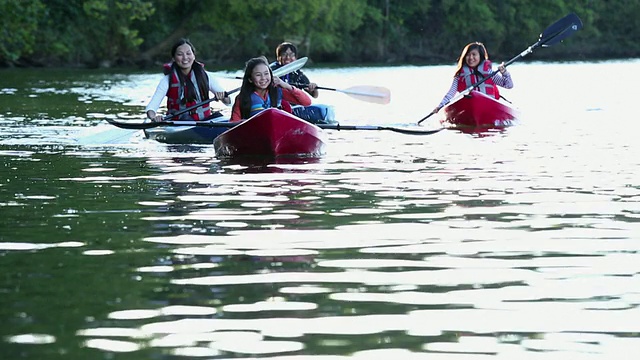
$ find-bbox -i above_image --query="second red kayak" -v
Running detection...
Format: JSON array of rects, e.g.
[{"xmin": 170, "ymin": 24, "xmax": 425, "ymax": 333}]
[
  {"xmin": 442, "ymin": 91, "xmax": 518, "ymax": 128},
  {"xmin": 213, "ymin": 108, "xmax": 327, "ymax": 158}
]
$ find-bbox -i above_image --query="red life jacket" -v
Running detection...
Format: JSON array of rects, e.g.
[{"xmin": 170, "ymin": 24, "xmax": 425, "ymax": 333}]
[
  {"xmin": 163, "ymin": 62, "xmax": 211, "ymax": 120},
  {"xmin": 457, "ymin": 60, "xmax": 500, "ymax": 99}
]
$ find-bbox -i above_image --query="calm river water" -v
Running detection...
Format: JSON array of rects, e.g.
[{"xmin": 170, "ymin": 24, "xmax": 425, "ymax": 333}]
[{"xmin": 1, "ymin": 59, "xmax": 640, "ymax": 359}]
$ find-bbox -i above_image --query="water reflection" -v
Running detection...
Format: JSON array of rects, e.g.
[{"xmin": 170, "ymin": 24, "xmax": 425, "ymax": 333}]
[
  {"xmin": 444, "ymin": 125, "xmax": 512, "ymax": 137},
  {"xmin": 3, "ymin": 62, "xmax": 640, "ymax": 359}
]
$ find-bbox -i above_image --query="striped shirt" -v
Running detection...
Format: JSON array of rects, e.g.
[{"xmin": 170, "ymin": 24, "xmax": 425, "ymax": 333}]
[{"xmin": 437, "ymin": 70, "xmax": 513, "ymax": 108}]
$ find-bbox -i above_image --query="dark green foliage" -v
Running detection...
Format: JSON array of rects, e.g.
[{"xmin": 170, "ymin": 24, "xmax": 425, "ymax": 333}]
[
  {"xmin": 0, "ymin": 0, "xmax": 637, "ymax": 68},
  {"xmin": 0, "ymin": 0, "xmax": 46, "ymax": 65}
]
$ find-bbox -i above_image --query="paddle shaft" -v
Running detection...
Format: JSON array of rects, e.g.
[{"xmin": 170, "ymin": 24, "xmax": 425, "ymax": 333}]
[
  {"xmin": 106, "ymin": 118, "xmax": 441, "ymax": 135},
  {"xmin": 319, "ymin": 124, "xmax": 442, "ymax": 135},
  {"xmin": 291, "ymin": 83, "xmax": 387, "ymax": 97},
  {"xmin": 289, "ymin": 83, "xmax": 391, "ymax": 104},
  {"xmin": 230, "ymin": 77, "xmax": 391, "ymax": 103},
  {"xmin": 162, "ymin": 57, "xmax": 308, "ymax": 121},
  {"xmin": 161, "ymin": 88, "xmax": 237, "ymax": 121},
  {"xmin": 290, "ymin": 83, "xmax": 336, "ymax": 92},
  {"xmin": 417, "ymin": 12, "xmax": 582, "ymax": 125}
]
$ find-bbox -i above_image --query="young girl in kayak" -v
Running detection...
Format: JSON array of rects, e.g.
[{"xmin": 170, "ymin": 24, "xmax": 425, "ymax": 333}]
[
  {"xmin": 270, "ymin": 42, "xmax": 319, "ymax": 99},
  {"xmin": 231, "ymin": 56, "xmax": 312, "ymax": 121},
  {"xmin": 432, "ymin": 42, "xmax": 513, "ymax": 115},
  {"xmin": 145, "ymin": 38, "xmax": 230, "ymax": 122}
]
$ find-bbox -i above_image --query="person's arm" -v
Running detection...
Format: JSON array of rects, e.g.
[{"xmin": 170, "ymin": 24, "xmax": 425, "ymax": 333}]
[
  {"xmin": 145, "ymin": 75, "xmax": 170, "ymax": 121},
  {"xmin": 295, "ymin": 71, "xmax": 319, "ymax": 98},
  {"xmin": 492, "ymin": 63, "xmax": 513, "ymax": 89},
  {"xmin": 434, "ymin": 78, "xmax": 458, "ymax": 112},
  {"xmin": 207, "ymin": 71, "xmax": 231, "ymax": 105},
  {"xmin": 306, "ymin": 82, "xmax": 319, "ymax": 98},
  {"xmin": 230, "ymin": 98, "xmax": 242, "ymax": 121},
  {"xmin": 273, "ymin": 76, "xmax": 312, "ymax": 107},
  {"xmin": 283, "ymin": 87, "xmax": 312, "ymax": 107}
]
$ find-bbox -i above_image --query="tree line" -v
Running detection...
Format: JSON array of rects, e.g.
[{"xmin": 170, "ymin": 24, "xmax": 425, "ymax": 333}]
[{"xmin": 2, "ymin": 0, "xmax": 638, "ymax": 69}]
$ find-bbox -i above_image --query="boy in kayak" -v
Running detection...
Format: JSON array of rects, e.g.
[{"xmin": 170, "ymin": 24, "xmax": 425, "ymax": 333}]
[
  {"xmin": 145, "ymin": 38, "xmax": 230, "ymax": 122},
  {"xmin": 433, "ymin": 42, "xmax": 513, "ymax": 115},
  {"xmin": 231, "ymin": 56, "xmax": 312, "ymax": 121},
  {"xmin": 270, "ymin": 42, "xmax": 318, "ymax": 100}
]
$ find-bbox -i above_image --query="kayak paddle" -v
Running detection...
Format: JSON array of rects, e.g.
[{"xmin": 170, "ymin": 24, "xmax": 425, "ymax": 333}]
[
  {"xmin": 417, "ymin": 12, "xmax": 583, "ymax": 125},
  {"xmin": 290, "ymin": 83, "xmax": 391, "ymax": 105},
  {"xmin": 105, "ymin": 118, "xmax": 442, "ymax": 136},
  {"xmin": 162, "ymin": 57, "xmax": 308, "ymax": 121},
  {"xmin": 225, "ymin": 76, "xmax": 392, "ymax": 105},
  {"xmin": 318, "ymin": 124, "xmax": 440, "ymax": 135}
]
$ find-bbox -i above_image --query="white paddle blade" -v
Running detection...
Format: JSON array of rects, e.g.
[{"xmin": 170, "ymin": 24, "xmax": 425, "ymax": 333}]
[
  {"xmin": 338, "ymin": 85, "xmax": 391, "ymax": 104},
  {"xmin": 76, "ymin": 123, "xmax": 140, "ymax": 145},
  {"xmin": 272, "ymin": 57, "xmax": 308, "ymax": 78}
]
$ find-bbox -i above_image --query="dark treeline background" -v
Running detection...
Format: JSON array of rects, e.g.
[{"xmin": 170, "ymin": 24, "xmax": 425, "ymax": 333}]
[{"xmin": 2, "ymin": 0, "xmax": 638, "ymax": 69}]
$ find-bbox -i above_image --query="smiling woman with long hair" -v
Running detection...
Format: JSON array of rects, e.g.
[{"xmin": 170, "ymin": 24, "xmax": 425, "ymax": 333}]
[
  {"xmin": 231, "ymin": 56, "xmax": 311, "ymax": 121},
  {"xmin": 433, "ymin": 41, "xmax": 514, "ymax": 114},
  {"xmin": 145, "ymin": 38, "xmax": 230, "ymax": 122}
]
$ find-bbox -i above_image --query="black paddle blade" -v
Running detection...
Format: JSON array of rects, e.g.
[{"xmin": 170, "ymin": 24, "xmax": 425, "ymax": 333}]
[
  {"xmin": 539, "ymin": 13, "xmax": 583, "ymax": 47},
  {"xmin": 380, "ymin": 126, "xmax": 443, "ymax": 135},
  {"xmin": 318, "ymin": 124, "xmax": 443, "ymax": 135}
]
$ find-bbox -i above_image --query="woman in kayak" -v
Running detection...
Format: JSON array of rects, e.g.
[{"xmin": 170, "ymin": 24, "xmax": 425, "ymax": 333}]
[
  {"xmin": 270, "ymin": 42, "xmax": 318, "ymax": 99},
  {"xmin": 231, "ymin": 56, "xmax": 312, "ymax": 121},
  {"xmin": 432, "ymin": 42, "xmax": 513, "ymax": 115},
  {"xmin": 145, "ymin": 38, "xmax": 230, "ymax": 122}
]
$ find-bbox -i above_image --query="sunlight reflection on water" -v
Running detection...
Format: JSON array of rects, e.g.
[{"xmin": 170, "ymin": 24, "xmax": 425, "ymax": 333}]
[{"xmin": 2, "ymin": 61, "xmax": 640, "ymax": 359}]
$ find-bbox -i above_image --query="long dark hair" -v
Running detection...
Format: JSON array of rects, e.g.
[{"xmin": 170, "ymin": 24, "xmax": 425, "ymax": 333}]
[
  {"xmin": 238, "ymin": 56, "xmax": 279, "ymax": 119},
  {"xmin": 170, "ymin": 38, "xmax": 209, "ymax": 103},
  {"xmin": 454, "ymin": 42, "xmax": 489, "ymax": 76}
]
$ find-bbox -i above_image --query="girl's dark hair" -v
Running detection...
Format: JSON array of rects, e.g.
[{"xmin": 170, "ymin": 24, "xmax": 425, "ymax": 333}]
[
  {"xmin": 170, "ymin": 38, "xmax": 209, "ymax": 103},
  {"xmin": 454, "ymin": 42, "xmax": 489, "ymax": 76},
  {"xmin": 239, "ymin": 56, "xmax": 279, "ymax": 119},
  {"xmin": 275, "ymin": 42, "xmax": 297, "ymax": 58}
]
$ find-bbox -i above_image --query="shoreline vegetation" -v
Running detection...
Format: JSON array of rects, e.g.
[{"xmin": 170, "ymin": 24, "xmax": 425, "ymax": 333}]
[{"xmin": 2, "ymin": 1, "xmax": 638, "ymax": 69}]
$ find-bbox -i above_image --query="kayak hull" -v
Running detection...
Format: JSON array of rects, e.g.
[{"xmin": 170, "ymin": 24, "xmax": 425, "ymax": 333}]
[
  {"xmin": 143, "ymin": 104, "xmax": 335, "ymax": 145},
  {"xmin": 213, "ymin": 108, "xmax": 327, "ymax": 158},
  {"xmin": 292, "ymin": 104, "xmax": 337, "ymax": 124},
  {"xmin": 143, "ymin": 116, "xmax": 230, "ymax": 145},
  {"xmin": 443, "ymin": 91, "xmax": 518, "ymax": 128}
]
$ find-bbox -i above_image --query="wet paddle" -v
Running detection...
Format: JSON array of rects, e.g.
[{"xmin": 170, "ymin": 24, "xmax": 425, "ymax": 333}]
[
  {"xmin": 105, "ymin": 118, "xmax": 442, "ymax": 136},
  {"xmin": 417, "ymin": 12, "xmax": 583, "ymax": 125},
  {"xmin": 163, "ymin": 57, "xmax": 308, "ymax": 121},
  {"xmin": 318, "ymin": 124, "xmax": 440, "ymax": 135},
  {"xmin": 226, "ymin": 76, "xmax": 392, "ymax": 105},
  {"xmin": 290, "ymin": 84, "xmax": 391, "ymax": 105}
]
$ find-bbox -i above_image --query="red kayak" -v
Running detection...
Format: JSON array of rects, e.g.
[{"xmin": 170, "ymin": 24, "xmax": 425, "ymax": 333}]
[
  {"xmin": 213, "ymin": 108, "xmax": 327, "ymax": 158},
  {"xmin": 442, "ymin": 91, "xmax": 518, "ymax": 129}
]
